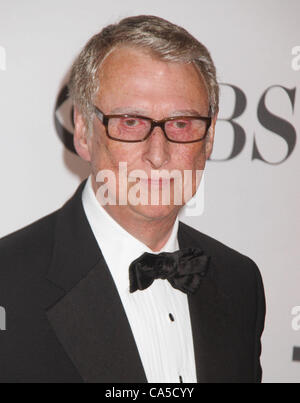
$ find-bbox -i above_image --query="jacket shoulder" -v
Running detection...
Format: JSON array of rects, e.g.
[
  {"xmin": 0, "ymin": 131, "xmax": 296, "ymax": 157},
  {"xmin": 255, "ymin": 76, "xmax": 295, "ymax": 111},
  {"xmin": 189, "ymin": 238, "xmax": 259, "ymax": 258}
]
[
  {"xmin": 0, "ymin": 210, "xmax": 57, "ymax": 250},
  {"xmin": 0, "ymin": 210, "xmax": 58, "ymax": 281},
  {"xmin": 179, "ymin": 221, "xmax": 262, "ymax": 283},
  {"xmin": 180, "ymin": 221, "xmax": 256, "ymax": 263},
  {"xmin": 0, "ymin": 181, "xmax": 86, "ymax": 287}
]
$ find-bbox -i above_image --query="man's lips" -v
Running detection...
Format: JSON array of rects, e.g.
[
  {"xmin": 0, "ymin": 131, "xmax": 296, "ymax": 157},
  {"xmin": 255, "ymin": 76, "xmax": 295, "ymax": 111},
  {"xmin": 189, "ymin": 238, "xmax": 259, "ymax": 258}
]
[{"xmin": 129, "ymin": 177, "xmax": 175, "ymax": 187}]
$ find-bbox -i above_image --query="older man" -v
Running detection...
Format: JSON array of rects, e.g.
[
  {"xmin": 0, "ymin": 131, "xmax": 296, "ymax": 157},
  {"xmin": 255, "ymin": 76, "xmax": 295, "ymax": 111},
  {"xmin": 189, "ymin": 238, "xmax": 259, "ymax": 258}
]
[{"xmin": 0, "ymin": 15, "xmax": 265, "ymax": 383}]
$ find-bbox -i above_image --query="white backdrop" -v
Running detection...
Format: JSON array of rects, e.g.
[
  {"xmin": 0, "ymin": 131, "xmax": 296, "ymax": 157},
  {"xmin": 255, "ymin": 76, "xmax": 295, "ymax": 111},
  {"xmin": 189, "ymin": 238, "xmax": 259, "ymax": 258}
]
[{"xmin": 0, "ymin": 0, "xmax": 299, "ymax": 382}]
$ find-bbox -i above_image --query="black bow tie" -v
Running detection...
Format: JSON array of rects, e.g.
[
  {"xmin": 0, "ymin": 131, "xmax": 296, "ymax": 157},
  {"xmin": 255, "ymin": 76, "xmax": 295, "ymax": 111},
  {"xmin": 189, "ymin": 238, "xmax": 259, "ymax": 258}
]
[{"xmin": 129, "ymin": 248, "xmax": 210, "ymax": 295}]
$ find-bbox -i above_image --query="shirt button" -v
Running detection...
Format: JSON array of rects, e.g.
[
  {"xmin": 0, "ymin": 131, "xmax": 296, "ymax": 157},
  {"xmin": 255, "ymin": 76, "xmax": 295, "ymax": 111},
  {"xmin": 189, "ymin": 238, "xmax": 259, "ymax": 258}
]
[{"xmin": 169, "ymin": 313, "xmax": 175, "ymax": 322}]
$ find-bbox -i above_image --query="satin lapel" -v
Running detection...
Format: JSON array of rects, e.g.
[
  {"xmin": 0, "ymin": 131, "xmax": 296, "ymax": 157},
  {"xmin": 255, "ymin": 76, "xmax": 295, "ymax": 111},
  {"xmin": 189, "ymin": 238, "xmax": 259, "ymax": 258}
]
[
  {"xmin": 178, "ymin": 222, "xmax": 232, "ymax": 383},
  {"xmin": 44, "ymin": 181, "xmax": 147, "ymax": 383}
]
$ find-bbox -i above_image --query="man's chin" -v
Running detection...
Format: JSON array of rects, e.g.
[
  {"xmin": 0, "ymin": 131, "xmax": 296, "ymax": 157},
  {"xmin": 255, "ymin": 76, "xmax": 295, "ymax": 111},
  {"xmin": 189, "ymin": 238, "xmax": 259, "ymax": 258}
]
[{"xmin": 128, "ymin": 203, "xmax": 182, "ymax": 221}]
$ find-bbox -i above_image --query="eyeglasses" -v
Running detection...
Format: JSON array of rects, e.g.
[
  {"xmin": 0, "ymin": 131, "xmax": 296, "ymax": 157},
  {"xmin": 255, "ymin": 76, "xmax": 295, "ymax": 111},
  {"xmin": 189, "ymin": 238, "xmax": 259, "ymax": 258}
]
[{"xmin": 93, "ymin": 105, "xmax": 211, "ymax": 144}]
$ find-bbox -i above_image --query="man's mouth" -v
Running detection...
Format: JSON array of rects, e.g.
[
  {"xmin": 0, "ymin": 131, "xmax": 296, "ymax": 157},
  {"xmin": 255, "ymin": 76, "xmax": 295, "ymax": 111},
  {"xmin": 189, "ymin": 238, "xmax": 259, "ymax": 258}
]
[{"xmin": 130, "ymin": 177, "xmax": 175, "ymax": 188}]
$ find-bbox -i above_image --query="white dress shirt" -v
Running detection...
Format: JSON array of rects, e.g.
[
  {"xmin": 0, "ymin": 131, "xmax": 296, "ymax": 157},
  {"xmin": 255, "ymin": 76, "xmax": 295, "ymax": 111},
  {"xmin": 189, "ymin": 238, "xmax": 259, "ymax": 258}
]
[{"xmin": 82, "ymin": 175, "xmax": 197, "ymax": 383}]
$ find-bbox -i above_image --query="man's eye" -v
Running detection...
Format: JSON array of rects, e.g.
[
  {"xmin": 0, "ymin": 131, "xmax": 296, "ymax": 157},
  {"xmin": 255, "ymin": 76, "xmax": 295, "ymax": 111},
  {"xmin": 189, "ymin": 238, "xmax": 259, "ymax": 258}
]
[
  {"xmin": 122, "ymin": 118, "xmax": 140, "ymax": 127},
  {"xmin": 173, "ymin": 120, "xmax": 189, "ymax": 129}
]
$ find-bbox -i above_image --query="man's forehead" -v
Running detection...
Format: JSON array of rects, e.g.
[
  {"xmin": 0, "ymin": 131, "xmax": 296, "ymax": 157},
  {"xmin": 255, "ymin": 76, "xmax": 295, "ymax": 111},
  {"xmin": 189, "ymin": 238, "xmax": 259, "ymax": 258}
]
[
  {"xmin": 95, "ymin": 45, "xmax": 209, "ymax": 116},
  {"xmin": 98, "ymin": 46, "xmax": 160, "ymax": 78},
  {"xmin": 97, "ymin": 45, "xmax": 207, "ymax": 92}
]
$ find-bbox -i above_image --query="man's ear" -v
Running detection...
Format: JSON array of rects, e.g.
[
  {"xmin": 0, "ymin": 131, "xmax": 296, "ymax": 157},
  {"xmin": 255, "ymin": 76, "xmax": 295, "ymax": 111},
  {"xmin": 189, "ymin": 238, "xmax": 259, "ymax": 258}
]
[
  {"xmin": 73, "ymin": 107, "xmax": 92, "ymax": 162},
  {"xmin": 205, "ymin": 113, "xmax": 218, "ymax": 160}
]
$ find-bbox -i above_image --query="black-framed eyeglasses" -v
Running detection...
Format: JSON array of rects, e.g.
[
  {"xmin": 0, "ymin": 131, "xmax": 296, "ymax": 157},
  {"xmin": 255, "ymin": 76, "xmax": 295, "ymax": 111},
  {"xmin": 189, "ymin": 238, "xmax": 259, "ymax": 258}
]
[{"xmin": 93, "ymin": 105, "xmax": 211, "ymax": 144}]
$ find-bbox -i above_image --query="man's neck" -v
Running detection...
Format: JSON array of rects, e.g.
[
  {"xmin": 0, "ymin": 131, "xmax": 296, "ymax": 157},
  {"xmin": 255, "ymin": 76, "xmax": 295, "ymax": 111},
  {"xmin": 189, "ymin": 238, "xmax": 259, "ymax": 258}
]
[{"xmin": 104, "ymin": 205, "xmax": 178, "ymax": 251}]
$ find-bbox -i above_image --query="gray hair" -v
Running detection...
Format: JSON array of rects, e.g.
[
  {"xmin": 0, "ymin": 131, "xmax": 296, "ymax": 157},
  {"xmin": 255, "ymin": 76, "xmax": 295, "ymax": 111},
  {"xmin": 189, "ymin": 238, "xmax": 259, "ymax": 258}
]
[{"xmin": 68, "ymin": 15, "xmax": 219, "ymax": 131}]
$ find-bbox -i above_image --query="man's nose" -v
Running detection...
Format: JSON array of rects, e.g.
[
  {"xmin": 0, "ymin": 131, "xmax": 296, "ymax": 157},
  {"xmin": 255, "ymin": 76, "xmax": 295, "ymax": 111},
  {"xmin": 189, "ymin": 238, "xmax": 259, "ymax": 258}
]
[{"xmin": 142, "ymin": 126, "xmax": 171, "ymax": 169}]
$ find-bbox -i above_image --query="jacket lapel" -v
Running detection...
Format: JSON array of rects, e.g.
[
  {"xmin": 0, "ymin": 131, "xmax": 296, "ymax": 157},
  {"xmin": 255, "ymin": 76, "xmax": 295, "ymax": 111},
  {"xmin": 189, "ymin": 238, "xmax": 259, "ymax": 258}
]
[
  {"xmin": 178, "ymin": 222, "xmax": 233, "ymax": 383},
  {"xmin": 44, "ymin": 181, "xmax": 147, "ymax": 383}
]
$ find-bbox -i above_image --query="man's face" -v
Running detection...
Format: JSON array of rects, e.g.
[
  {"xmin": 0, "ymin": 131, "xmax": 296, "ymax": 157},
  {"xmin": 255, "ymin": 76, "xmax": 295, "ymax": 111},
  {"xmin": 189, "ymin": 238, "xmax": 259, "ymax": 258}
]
[{"xmin": 75, "ymin": 46, "xmax": 216, "ymax": 222}]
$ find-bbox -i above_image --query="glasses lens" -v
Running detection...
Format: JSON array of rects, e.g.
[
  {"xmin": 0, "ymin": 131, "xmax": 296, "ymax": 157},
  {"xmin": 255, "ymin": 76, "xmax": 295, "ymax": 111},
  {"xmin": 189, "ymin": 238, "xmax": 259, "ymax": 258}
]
[
  {"xmin": 165, "ymin": 118, "xmax": 209, "ymax": 142},
  {"xmin": 108, "ymin": 116, "xmax": 151, "ymax": 141}
]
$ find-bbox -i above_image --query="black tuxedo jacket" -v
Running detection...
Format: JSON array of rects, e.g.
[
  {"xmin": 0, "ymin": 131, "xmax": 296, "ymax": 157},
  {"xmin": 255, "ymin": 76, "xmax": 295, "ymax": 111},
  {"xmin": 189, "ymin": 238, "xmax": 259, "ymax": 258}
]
[{"xmin": 0, "ymin": 180, "xmax": 265, "ymax": 383}]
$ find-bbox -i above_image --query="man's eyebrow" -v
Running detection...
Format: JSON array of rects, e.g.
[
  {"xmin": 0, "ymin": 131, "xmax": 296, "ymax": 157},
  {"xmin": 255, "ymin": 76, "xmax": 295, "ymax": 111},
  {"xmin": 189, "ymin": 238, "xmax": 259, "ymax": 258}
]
[
  {"xmin": 110, "ymin": 107, "xmax": 149, "ymax": 115},
  {"xmin": 169, "ymin": 109, "xmax": 205, "ymax": 117},
  {"xmin": 109, "ymin": 108, "xmax": 207, "ymax": 117}
]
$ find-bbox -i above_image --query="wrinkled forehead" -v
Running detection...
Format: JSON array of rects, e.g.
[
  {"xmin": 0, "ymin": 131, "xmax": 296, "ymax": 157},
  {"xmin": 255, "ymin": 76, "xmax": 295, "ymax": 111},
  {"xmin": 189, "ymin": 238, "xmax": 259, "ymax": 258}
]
[
  {"xmin": 95, "ymin": 45, "xmax": 209, "ymax": 113},
  {"xmin": 98, "ymin": 44, "xmax": 207, "ymax": 84}
]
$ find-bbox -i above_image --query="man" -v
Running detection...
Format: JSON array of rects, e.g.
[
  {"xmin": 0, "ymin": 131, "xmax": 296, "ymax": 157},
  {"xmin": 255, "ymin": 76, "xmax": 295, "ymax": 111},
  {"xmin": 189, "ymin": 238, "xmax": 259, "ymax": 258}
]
[{"xmin": 0, "ymin": 15, "xmax": 265, "ymax": 383}]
